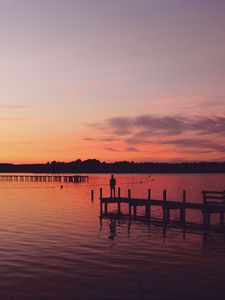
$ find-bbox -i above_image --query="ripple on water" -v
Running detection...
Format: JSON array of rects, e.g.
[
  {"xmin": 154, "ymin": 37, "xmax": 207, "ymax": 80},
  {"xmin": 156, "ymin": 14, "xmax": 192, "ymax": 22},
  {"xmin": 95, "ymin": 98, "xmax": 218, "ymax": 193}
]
[{"xmin": 0, "ymin": 174, "xmax": 225, "ymax": 299}]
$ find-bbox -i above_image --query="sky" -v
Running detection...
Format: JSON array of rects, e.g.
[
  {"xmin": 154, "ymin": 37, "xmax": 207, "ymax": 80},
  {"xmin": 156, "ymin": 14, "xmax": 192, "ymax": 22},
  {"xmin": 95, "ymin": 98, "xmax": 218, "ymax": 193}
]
[{"xmin": 0, "ymin": 0, "xmax": 225, "ymax": 163}]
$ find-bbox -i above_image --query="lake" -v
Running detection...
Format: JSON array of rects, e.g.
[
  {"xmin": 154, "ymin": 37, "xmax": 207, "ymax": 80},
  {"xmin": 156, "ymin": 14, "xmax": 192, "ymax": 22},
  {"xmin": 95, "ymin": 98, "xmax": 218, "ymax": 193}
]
[{"xmin": 0, "ymin": 173, "xmax": 225, "ymax": 300}]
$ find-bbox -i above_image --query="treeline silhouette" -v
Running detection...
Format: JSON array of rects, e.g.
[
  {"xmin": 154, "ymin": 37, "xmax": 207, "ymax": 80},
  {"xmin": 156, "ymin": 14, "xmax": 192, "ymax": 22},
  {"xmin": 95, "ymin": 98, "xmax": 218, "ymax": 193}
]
[{"xmin": 0, "ymin": 159, "xmax": 225, "ymax": 173}]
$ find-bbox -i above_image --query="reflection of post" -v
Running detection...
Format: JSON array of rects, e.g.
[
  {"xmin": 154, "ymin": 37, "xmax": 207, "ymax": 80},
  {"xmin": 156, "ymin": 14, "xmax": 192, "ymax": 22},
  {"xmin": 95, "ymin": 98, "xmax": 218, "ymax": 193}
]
[
  {"xmin": 182, "ymin": 225, "xmax": 186, "ymax": 240},
  {"xmin": 180, "ymin": 190, "xmax": 186, "ymax": 224},
  {"xmin": 220, "ymin": 191, "xmax": 225, "ymax": 228},
  {"xmin": 203, "ymin": 229, "xmax": 207, "ymax": 249},
  {"xmin": 163, "ymin": 224, "xmax": 167, "ymax": 241},
  {"xmin": 108, "ymin": 216, "xmax": 116, "ymax": 240}
]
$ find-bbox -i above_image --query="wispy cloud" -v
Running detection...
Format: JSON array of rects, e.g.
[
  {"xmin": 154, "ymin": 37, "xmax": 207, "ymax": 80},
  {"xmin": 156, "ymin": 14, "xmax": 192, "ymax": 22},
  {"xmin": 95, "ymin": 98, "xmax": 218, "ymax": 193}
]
[
  {"xmin": 104, "ymin": 146, "xmax": 139, "ymax": 152},
  {"xmin": 157, "ymin": 138, "xmax": 225, "ymax": 153},
  {"xmin": 0, "ymin": 104, "xmax": 29, "ymax": 109},
  {"xmin": 84, "ymin": 137, "xmax": 116, "ymax": 142},
  {"xmin": 92, "ymin": 114, "xmax": 225, "ymax": 137},
  {"xmin": 87, "ymin": 114, "xmax": 225, "ymax": 154},
  {"xmin": 180, "ymin": 98, "xmax": 225, "ymax": 111}
]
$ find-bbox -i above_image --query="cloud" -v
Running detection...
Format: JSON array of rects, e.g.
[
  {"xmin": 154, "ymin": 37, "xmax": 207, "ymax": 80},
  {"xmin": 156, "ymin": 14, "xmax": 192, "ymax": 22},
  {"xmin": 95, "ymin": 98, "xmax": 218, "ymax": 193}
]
[
  {"xmin": 83, "ymin": 137, "xmax": 94, "ymax": 141},
  {"xmin": 157, "ymin": 138, "xmax": 225, "ymax": 153},
  {"xmin": 0, "ymin": 104, "xmax": 29, "ymax": 109},
  {"xmin": 181, "ymin": 98, "xmax": 225, "ymax": 110},
  {"xmin": 104, "ymin": 146, "xmax": 139, "ymax": 152},
  {"xmin": 87, "ymin": 114, "xmax": 225, "ymax": 154},
  {"xmin": 84, "ymin": 137, "xmax": 116, "ymax": 142},
  {"xmin": 125, "ymin": 147, "xmax": 139, "ymax": 152},
  {"xmin": 93, "ymin": 114, "xmax": 225, "ymax": 137}
]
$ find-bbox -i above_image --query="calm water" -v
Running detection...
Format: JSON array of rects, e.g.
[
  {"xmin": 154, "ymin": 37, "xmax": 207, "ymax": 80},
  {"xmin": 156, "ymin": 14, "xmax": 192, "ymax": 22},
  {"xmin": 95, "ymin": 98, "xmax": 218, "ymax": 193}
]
[{"xmin": 0, "ymin": 173, "xmax": 225, "ymax": 300}]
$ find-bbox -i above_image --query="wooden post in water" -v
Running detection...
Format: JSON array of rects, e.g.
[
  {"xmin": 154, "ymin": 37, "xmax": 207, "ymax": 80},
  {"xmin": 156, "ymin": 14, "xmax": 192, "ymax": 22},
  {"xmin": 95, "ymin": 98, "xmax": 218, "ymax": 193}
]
[
  {"xmin": 100, "ymin": 188, "xmax": 103, "ymax": 215},
  {"xmin": 145, "ymin": 189, "xmax": 151, "ymax": 220},
  {"xmin": 118, "ymin": 187, "xmax": 121, "ymax": 213},
  {"xmin": 128, "ymin": 189, "xmax": 132, "ymax": 220},
  {"xmin": 130, "ymin": 189, "xmax": 136, "ymax": 218},
  {"xmin": 101, "ymin": 186, "xmax": 107, "ymax": 214},
  {"xmin": 91, "ymin": 190, "xmax": 94, "ymax": 201},
  {"xmin": 163, "ymin": 190, "xmax": 167, "ymax": 223},
  {"xmin": 202, "ymin": 191, "xmax": 206, "ymax": 227},
  {"xmin": 167, "ymin": 207, "xmax": 170, "ymax": 222},
  {"xmin": 180, "ymin": 190, "xmax": 186, "ymax": 224}
]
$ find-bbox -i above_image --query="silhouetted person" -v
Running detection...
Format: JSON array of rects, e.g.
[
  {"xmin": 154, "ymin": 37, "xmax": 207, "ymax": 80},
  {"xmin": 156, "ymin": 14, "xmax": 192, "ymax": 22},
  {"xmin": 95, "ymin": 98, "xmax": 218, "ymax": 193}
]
[{"xmin": 110, "ymin": 174, "xmax": 116, "ymax": 198}]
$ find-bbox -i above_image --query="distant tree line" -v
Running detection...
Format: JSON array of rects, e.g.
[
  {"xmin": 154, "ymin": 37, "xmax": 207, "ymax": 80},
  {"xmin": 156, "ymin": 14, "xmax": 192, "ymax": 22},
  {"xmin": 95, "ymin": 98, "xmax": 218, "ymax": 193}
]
[{"xmin": 0, "ymin": 159, "xmax": 225, "ymax": 173}]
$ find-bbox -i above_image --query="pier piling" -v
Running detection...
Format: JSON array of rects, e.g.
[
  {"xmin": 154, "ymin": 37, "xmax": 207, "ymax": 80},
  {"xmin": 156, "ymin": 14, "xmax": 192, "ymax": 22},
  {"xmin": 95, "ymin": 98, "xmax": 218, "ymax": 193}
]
[{"xmin": 99, "ymin": 188, "xmax": 225, "ymax": 232}]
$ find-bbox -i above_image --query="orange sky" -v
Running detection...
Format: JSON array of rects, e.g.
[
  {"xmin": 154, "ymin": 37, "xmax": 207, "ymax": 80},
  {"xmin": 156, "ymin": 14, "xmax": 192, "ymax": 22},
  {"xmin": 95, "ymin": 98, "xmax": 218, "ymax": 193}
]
[{"xmin": 1, "ymin": 0, "xmax": 225, "ymax": 163}]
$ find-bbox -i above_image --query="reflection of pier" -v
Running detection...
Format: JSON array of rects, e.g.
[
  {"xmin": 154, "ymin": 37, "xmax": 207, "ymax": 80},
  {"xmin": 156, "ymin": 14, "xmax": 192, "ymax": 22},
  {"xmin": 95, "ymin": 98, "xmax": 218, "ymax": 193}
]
[
  {"xmin": 100, "ymin": 212, "xmax": 225, "ymax": 248},
  {"xmin": 99, "ymin": 188, "xmax": 225, "ymax": 231},
  {"xmin": 0, "ymin": 174, "xmax": 88, "ymax": 183}
]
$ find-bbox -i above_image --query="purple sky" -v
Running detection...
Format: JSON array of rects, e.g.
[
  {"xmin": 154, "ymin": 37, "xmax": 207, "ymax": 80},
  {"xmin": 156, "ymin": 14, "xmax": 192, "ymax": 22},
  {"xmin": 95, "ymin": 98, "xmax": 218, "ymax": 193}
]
[{"xmin": 0, "ymin": 0, "xmax": 225, "ymax": 162}]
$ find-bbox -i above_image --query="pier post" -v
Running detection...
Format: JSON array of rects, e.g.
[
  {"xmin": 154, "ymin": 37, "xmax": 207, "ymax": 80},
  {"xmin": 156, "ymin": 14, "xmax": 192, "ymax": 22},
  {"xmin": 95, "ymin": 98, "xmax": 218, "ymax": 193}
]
[
  {"xmin": 163, "ymin": 190, "xmax": 167, "ymax": 223},
  {"xmin": 128, "ymin": 189, "xmax": 131, "ymax": 220},
  {"xmin": 100, "ymin": 188, "xmax": 103, "ymax": 215},
  {"xmin": 100, "ymin": 201, "xmax": 103, "ymax": 215},
  {"xmin": 202, "ymin": 191, "xmax": 207, "ymax": 227},
  {"xmin": 133, "ymin": 205, "xmax": 137, "ymax": 218},
  {"xmin": 104, "ymin": 203, "xmax": 108, "ymax": 214},
  {"xmin": 91, "ymin": 190, "xmax": 94, "ymax": 201},
  {"xmin": 101, "ymin": 186, "xmax": 107, "ymax": 214},
  {"xmin": 118, "ymin": 187, "xmax": 121, "ymax": 213},
  {"xmin": 129, "ymin": 189, "xmax": 136, "ymax": 218}
]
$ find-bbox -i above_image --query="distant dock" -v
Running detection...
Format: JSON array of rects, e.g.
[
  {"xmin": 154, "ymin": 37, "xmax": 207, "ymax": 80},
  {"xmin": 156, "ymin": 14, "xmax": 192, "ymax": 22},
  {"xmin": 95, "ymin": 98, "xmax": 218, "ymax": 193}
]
[
  {"xmin": 0, "ymin": 174, "xmax": 88, "ymax": 183},
  {"xmin": 99, "ymin": 188, "xmax": 225, "ymax": 231}
]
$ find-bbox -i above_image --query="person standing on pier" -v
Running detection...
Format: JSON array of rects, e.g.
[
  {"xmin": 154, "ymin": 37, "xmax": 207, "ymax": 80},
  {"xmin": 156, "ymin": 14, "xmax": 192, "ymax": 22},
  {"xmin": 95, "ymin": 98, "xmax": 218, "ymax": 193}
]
[{"xmin": 110, "ymin": 175, "xmax": 116, "ymax": 198}]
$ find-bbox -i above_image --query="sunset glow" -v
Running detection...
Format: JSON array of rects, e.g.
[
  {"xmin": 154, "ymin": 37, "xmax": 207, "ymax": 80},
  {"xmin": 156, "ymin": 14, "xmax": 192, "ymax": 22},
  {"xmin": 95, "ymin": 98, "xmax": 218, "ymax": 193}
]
[{"xmin": 1, "ymin": 0, "xmax": 225, "ymax": 163}]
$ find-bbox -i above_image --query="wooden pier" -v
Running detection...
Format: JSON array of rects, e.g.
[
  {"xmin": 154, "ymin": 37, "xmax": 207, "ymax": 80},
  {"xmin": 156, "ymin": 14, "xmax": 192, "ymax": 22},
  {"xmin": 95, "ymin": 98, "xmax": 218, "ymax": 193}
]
[
  {"xmin": 99, "ymin": 188, "xmax": 225, "ymax": 230},
  {"xmin": 0, "ymin": 174, "xmax": 88, "ymax": 183}
]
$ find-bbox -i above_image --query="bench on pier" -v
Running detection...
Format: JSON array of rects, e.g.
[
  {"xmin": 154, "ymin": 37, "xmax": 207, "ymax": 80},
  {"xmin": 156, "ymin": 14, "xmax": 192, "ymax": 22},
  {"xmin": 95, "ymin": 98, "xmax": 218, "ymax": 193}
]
[{"xmin": 202, "ymin": 190, "xmax": 225, "ymax": 228}]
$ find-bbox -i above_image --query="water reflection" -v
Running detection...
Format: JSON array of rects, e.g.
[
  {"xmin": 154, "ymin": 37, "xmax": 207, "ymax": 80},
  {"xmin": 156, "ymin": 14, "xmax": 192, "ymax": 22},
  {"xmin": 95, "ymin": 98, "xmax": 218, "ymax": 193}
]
[
  {"xmin": 0, "ymin": 173, "xmax": 225, "ymax": 300},
  {"xmin": 101, "ymin": 211, "xmax": 225, "ymax": 249}
]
